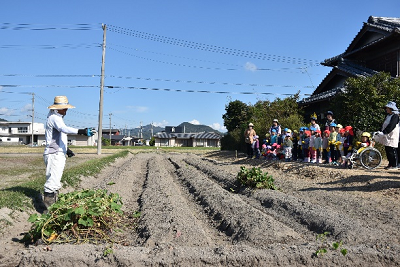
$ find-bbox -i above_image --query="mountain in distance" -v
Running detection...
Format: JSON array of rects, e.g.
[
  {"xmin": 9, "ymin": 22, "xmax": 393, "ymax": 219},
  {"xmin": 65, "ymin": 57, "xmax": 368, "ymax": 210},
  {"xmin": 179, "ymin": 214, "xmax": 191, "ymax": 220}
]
[
  {"xmin": 177, "ymin": 122, "xmax": 223, "ymax": 135},
  {"xmin": 122, "ymin": 122, "xmax": 223, "ymax": 140}
]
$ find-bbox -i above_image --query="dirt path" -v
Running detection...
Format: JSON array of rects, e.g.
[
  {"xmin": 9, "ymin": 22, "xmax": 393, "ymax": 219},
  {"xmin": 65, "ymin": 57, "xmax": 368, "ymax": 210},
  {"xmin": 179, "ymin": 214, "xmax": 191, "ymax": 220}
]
[{"xmin": 1, "ymin": 151, "xmax": 400, "ymax": 266}]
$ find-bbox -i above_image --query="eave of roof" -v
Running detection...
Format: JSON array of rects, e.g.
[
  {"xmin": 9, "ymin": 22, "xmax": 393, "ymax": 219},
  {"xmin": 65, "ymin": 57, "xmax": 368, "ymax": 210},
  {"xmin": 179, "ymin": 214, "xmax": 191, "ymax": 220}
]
[
  {"xmin": 298, "ymin": 87, "xmax": 345, "ymax": 105},
  {"xmin": 299, "ymin": 60, "xmax": 377, "ymax": 105},
  {"xmin": 322, "ymin": 16, "xmax": 400, "ymax": 67}
]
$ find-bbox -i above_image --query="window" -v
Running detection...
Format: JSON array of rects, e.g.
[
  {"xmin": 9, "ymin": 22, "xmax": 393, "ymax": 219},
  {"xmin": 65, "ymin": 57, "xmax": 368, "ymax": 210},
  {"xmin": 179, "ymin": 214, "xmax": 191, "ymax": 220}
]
[
  {"xmin": 18, "ymin": 127, "xmax": 28, "ymax": 133},
  {"xmin": 196, "ymin": 139, "xmax": 204, "ymax": 147},
  {"xmin": 160, "ymin": 139, "xmax": 169, "ymax": 146}
]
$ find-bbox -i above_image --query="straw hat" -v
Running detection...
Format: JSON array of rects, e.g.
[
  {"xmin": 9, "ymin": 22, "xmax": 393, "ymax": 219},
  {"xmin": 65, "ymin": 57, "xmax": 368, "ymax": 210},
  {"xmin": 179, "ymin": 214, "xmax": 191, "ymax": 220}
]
[{"xmin": 48, "ymin": 96, "xmax": 75, "ymax": 109}]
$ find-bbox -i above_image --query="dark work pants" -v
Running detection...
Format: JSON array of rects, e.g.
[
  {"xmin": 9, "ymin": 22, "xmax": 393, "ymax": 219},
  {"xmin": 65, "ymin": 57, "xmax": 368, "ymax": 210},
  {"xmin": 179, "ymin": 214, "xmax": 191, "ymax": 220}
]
[
  {"xmin": 330, "ymin": 144, "xmax": 337, "ymax": 162},
  {"xmin": 385, "ymin": 146, "xmax": 398, "ymax": 167},
  {"xmin": 246, "ymin": 143, "xmax": 253, "ymax": 158},
  {"xmin": 397, "ymin": 142, "xmax": 400, "ymax": 166}
]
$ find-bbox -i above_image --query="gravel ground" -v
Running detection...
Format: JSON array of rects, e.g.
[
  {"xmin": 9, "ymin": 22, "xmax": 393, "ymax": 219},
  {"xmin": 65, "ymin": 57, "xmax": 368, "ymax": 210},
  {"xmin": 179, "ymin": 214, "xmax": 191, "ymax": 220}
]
[{"xmin": 1, "ymin": 150, "xmax": 400, "ymax": 266}]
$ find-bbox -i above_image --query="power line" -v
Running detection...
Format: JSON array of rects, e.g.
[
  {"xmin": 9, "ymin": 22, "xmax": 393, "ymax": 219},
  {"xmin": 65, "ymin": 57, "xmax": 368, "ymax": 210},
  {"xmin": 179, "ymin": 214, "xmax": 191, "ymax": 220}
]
[
  {"xmin": 0, "ymin": 23, "xmax": 102, "ymax": 31},
  {"xmin": 109, "ymin": 47, "xmax": 237, "ymax": 71},
  {"xmin": 0, "ymin": 84, "xmax": 311, "ymax": 96},
  {"xmin": 0, "ymin": 73, "xmax": 314, "ymax": 88},
  {"xmin": 0, "ymin": 43, "xmax": 101, "ymax": 49},
  {"xmin": 105, "ymin": 85, "xmax": 310, "ymax": 96},
  {"xmin": 109, "ymin": 43, "xmax": 315, "ymax": 73},
  {"xmin": 108, "ymin": 24, "xmax": 321, "ymax": 66}
]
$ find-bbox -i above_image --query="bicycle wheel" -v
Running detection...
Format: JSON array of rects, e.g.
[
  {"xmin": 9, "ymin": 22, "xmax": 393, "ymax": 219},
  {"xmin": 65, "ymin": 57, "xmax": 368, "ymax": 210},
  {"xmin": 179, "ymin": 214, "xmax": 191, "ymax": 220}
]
[{"xmin": 359, "ymin": 147, "xmax": 382, "ymax": 169}]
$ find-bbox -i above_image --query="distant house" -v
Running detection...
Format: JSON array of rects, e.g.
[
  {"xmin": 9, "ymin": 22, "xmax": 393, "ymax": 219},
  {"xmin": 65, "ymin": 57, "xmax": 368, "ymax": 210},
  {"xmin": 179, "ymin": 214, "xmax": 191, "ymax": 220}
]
[
  {"xmin": 102, "ymin": 129, "xmax": 120, "ymax": 136},
  {"xmin": 0, "ymin": 121, "xmax": 96, "ymax": 146},
  {"xmin": 299, "ymin": 16, "xmax": 400, "ymax": 120},
  {"xmin": 0, "ymin": 121, "xmax": 45, "ymax": 145},
  {"xmin": 154, "ymin": 132, "xmax": 221, "ymax": 147}
]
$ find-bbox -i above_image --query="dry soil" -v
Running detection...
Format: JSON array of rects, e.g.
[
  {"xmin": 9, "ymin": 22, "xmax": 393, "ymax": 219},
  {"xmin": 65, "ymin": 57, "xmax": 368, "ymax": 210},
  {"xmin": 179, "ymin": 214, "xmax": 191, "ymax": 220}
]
[{"xmin": 1, "ymin": 150, "xmax": 399, "ymax": 266}]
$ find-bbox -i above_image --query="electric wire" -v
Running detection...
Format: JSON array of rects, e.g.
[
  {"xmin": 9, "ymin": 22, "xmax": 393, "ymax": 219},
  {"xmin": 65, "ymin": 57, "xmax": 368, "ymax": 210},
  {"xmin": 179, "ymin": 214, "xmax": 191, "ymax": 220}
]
[
  {"xmin": 108, "ymin": 24, "xmax": 320, "ymax": 66},
  {"xmin": 108, "ymin": 43, "xmax": 312, "ymax": 74},
  {"xmin": 0, "ymin": 23, "xmax": 102, "ymax": 31},
  {"xmin": 0, "ymin": 74, "xmax": 314, "ymax": 89},
  {"xmin": 0, "ymin": 85, "xmax": 310, "ymax": 96}
]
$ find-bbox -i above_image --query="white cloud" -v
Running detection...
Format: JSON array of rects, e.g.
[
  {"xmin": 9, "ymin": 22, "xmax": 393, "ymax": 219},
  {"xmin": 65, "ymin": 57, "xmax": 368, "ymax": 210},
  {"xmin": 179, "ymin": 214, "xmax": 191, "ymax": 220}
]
[
  {"xmin": 126, "ymin": 105, "xmax": 149, "ymax": 113},
  {"xmin": 209, "ymin": 122, "xmax": 227, "ymax": 132},
  {"xmin": 0, "ymin": 107, "xmax": 14, "ymax": 116},
  {"xmin": 189, "ymin": 119, "xmax": 200, "ymax": 125},
  {"xmin": 153, "ymin": 120, "xmax": 169, "ymax": 127},
  {"xmin": 244, "ymin": 62, "xmax": 257, "ymax": 72},
  {"xmin": 21, "ymin": 104, "xmax": 32, "ymax": 113}
]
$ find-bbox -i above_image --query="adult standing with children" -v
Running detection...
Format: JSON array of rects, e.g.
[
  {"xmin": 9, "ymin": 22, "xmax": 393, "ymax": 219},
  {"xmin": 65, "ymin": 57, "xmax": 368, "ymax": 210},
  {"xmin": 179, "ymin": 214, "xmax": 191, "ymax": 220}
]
[
  {"xmin": 375, "ymin": 101, "xmax": 399, "ymax": 170},
  {"xmin": 324, "ymin": 111, "xmax": 337, "ymax": 131},
  {"xmin": 244, "ymin": 123, "xmax": 256, "ymax": 158},
  {"xmin": 269, "ymin": 119, "xmax": 281, "ymax": 135}
]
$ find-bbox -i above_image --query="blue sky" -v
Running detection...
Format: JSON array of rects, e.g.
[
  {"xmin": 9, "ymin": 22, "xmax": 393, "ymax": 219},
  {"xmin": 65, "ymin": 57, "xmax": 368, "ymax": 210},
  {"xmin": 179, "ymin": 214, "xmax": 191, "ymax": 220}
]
[{"xmin": 1, "ymin": 1, "xmax": 399, "ymax": 133}]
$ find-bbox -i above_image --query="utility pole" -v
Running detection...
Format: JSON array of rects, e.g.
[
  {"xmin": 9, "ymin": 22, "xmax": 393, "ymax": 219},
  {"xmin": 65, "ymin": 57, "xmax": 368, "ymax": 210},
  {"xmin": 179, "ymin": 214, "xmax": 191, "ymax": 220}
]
[
  {"xmin": 151, "ymin": 122, "xmax": 154, "ymax": 137},
  {"xmin": 140, "ymin": 121, "xmax": 143, "ymax": 139},
  {"xmin": 109, "ymin": 113, "xmax": 112, "ymax": 145},
  {"xmin": 31, "ymin": 93, "xmax": 34, "ymax": 146},
  {"xmin": 97, "ymin": 24, "xmax": 107, "ymax": 155}
]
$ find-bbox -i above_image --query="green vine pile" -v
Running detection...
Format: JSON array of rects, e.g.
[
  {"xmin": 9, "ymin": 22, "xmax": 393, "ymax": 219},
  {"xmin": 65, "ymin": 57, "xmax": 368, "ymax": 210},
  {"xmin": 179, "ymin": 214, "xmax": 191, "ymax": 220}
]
[
  {"xmin": 237, "ymin": 166, "xmax": 278, "ymax": 190},
  {"xmin": 24, "ymin": 189, "xmax": 136, "ymax": 244}
]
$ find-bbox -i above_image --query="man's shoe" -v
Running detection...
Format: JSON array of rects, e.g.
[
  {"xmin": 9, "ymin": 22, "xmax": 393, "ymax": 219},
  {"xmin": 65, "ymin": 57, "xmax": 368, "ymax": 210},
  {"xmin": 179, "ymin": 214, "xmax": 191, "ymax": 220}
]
[{"xmin": 43, "ymin": 192, "xmax": 56, "ymax": 209}]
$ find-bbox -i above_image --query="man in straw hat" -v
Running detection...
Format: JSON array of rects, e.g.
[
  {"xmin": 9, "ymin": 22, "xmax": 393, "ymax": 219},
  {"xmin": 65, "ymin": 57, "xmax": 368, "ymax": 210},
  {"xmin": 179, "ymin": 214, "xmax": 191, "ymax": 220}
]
[{"xmin": 43, "ymin": 96, "xmax": 94, "ymax": 209}]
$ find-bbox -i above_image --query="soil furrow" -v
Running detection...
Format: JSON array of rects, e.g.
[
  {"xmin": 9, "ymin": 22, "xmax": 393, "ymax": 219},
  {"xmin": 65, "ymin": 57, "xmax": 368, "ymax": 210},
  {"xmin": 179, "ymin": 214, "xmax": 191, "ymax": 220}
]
[
  {"xmin": 181, "ymin": 155, "xmax": 388, "ymax": 244},
  {"xmin": 136, "ymin": 153, "xmax": 219, "ymax": 247},
  {"xmin": 168, "ymin": 154, "xmax": 303, "ymax": 247},
  {"xmin": 6, "ymin": 150, "xmax": 400, "ymax": 266}
]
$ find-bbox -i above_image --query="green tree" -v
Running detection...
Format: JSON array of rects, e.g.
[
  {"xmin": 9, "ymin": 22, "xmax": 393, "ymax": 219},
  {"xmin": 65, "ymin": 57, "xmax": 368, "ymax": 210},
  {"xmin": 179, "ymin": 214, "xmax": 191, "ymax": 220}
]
[
  {"xmin": 333, "ymin": 72, "xmax": 400, "ymax": 132},
  {"xmin": 102, "ymin": 137, "xmax": 111, "ymax": 146},
  {"xmin": 221, "ymin": 94, "xmax": 305, "ymax": 151},
  {"xmin": 222, "ymin": 100, "xmax": 253, "ymax": 132},
  {"xmin": 149, "ymin": 136, "xmax": 155, "ymax": 146}
]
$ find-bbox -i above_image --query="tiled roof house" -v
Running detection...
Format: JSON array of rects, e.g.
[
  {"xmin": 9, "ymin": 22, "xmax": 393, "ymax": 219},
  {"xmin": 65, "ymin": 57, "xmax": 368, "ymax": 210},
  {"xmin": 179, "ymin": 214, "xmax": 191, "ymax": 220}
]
[
  {"xmin": 299, "ymin": 16, "xmax": 400, "ymax": 120},
  {"xmin": 154, "ymin": 132, "xmax": 221, "ymax": 147}
]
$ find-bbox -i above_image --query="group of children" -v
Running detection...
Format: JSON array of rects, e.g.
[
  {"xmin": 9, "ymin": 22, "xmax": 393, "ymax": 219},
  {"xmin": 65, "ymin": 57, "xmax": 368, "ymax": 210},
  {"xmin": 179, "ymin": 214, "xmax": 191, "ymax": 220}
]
[{"xmin": 250, "ymin": 116, "xmax": 372, "ymax": 167}]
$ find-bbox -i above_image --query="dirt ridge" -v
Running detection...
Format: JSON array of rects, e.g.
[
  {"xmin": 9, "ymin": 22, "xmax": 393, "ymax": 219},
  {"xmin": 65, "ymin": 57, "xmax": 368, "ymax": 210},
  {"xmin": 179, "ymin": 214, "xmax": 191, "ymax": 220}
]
[{"xmin": 1, "ymin": 151, "xmax": 398, "ymax": 266}]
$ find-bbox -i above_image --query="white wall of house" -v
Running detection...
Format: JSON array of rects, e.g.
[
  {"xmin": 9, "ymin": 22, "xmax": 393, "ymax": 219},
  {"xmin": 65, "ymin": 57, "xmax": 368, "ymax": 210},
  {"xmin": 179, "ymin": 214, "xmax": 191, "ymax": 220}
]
[
  {"xmin": 0, "ymin": 136, "xmax": 20, "ymax": 144},
  {"xmin": 155, "ymin": 138, "xmax": 171, "ymax": 147},
  {"xmin": 0, "ymin": 121, "xmax": 96, "ymax": 146}
]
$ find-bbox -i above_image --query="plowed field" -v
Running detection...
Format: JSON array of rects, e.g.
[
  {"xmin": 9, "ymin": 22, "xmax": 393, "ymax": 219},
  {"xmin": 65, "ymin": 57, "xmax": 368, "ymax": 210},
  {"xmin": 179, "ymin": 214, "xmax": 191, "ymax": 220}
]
[{"xmin": 2, "ymin": 150, "xmax": 400, "ymax": 266}]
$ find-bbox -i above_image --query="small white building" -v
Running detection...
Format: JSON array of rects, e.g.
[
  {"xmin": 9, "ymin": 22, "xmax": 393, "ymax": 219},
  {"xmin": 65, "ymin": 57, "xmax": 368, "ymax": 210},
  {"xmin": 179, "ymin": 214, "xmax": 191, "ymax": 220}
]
[
  {"xmin": 0, "ymin": 121, "xmax": 97, "ymax": 146},
  {"xmin": 154, "ymin": 132, "xmax": 221, "ymax": 147}
]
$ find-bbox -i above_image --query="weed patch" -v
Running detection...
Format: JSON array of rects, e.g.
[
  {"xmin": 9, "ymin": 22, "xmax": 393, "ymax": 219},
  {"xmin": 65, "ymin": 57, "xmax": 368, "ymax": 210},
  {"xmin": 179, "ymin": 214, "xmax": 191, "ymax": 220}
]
[
  {"xmin": 314, "ymin": 232, "xmax": 348, "ymax": 257},
  {"xmin": 237, "ymin": 166, "xmax": 278, "ymax": 190}
]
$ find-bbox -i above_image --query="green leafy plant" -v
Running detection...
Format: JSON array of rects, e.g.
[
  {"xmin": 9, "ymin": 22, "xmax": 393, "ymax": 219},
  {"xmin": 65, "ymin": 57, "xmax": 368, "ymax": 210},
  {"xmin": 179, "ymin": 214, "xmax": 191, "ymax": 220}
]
[
  {"xmin": 103, "ymin": 246, "xmax": 114, "ymax": 257},
  {"xmin": 24, "ymin": 189, "xmax": 125, "ymax": 244},
  {"xmin": 314, "ymin": 232, "xmax": 348, "ymax": 257},
  {"xmin": 236, "ymin": 166, "xmax": 277, "ymax": 190}
]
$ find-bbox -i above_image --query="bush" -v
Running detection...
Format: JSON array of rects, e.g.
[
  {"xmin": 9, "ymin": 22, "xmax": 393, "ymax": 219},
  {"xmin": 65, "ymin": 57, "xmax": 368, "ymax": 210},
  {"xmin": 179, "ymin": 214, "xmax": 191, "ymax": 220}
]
[{"xmin": 237, "ymin": 166, "xmax": 277, "ymax": 190}]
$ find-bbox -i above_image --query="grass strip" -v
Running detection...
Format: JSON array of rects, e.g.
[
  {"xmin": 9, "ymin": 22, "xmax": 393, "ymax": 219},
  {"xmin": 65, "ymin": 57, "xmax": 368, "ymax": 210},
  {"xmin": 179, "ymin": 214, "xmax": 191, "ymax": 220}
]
[
  {"xmin": 62, "ymin": 150, "xmax": 129, "ymax": 187},
  {"xmin": 0, "ymin": 150, "xmax": 130, "ymax": 211}
]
